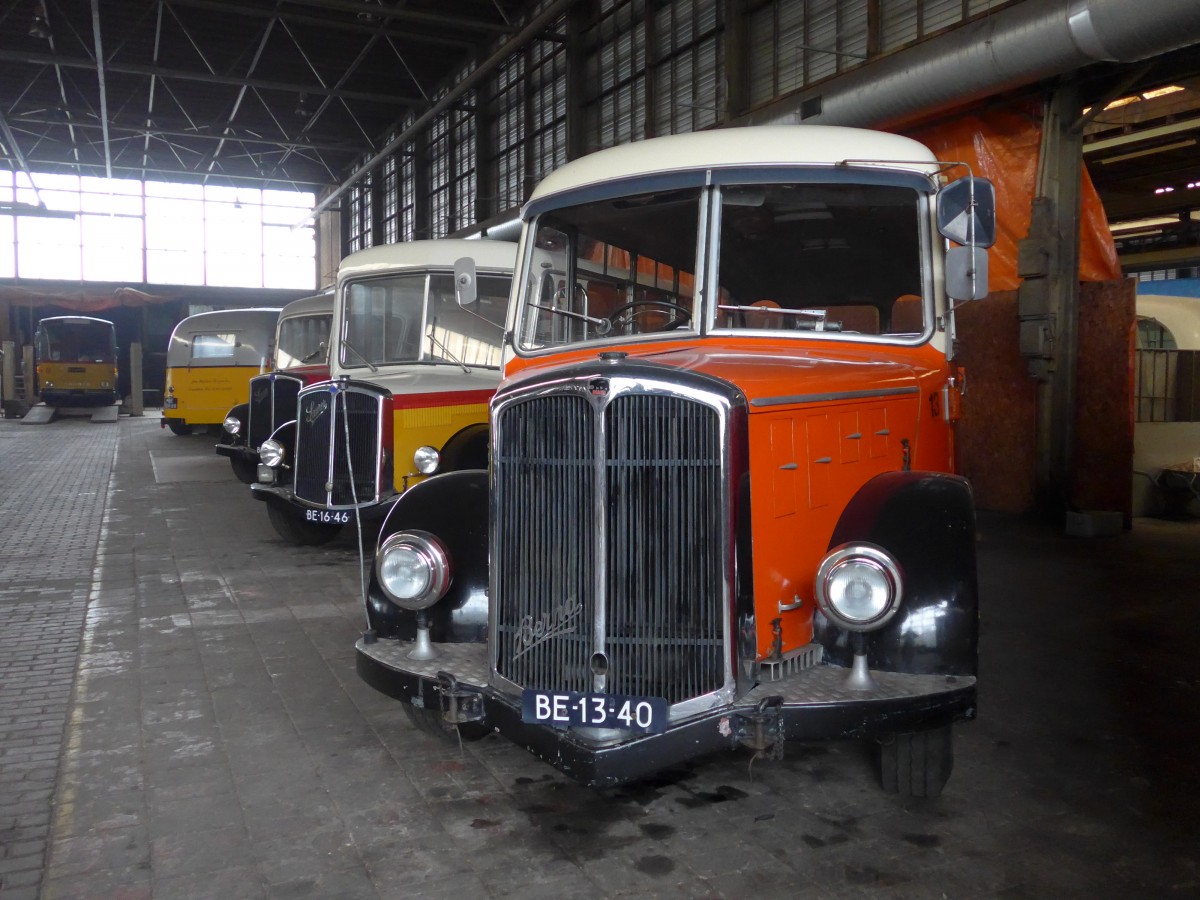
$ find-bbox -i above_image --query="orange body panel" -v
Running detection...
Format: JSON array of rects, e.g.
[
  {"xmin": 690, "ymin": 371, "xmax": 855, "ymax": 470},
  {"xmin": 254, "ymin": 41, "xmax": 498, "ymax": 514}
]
[{"xmin": 507, "ymin": 334, "xmax": 957, "ymax": 663}]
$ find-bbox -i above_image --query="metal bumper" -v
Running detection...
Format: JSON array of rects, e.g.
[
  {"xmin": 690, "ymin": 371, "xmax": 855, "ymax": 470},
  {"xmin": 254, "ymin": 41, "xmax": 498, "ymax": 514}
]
[
  {"xmin": 250, "ymin": 482, "xmax": 396, "ymax": 521},
  {"xmin": 214, "ymin": 442, "xmax": 253, "ymax": 462},
  {"xmin": 355, "ymin": 637, "xmax": 977, "ymax": 787}
]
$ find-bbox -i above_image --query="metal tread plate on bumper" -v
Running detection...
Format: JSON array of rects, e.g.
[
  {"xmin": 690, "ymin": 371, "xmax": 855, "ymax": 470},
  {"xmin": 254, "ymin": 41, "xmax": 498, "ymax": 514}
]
[
  {"xmin": 356, "ymin": 637, "xmax": 975, "ymax": 786},
  {"xmin": 356, "ymin": 637, "xmax": 974, "ymax": 708}
]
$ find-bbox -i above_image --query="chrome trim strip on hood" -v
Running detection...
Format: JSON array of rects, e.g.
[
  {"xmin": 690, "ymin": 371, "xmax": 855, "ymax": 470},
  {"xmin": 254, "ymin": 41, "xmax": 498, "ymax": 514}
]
[{"xmin": 751, "ymin": 385, "xmax": 919, "ymax": 408}]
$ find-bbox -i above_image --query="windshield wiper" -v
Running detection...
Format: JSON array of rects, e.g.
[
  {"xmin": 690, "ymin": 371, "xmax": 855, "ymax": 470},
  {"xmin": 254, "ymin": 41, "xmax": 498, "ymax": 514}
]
[
  {"xmin": 299, "ymin": 343, "xmax": 325, "ymax": 363},
  {"xmin": 528, "ymin": 303, "xmax": 612, "ymax": 336},
  {"xmin": 341, "ymin": 339, "xmax": 378, "ymax": 372},
  {"xmin": 425, "ymin": 324, "xmax": 471, "ymax": 374}
]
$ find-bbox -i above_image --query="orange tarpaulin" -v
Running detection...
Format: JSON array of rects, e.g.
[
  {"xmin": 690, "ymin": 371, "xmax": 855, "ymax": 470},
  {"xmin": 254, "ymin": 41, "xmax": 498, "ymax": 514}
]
[{"xmin": 905, "ymin": 104, "xmax": 1121, "ymax": 291}]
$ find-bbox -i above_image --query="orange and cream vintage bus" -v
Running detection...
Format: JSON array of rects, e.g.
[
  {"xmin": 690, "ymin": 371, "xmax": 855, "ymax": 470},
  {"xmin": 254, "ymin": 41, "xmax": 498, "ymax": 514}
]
[
  {"xmin": 251, "ymin": 239, "xmax": 515, "ymax": 544},
  {"xmin": 215, "ymin": 292, "xmax": 333, "ymax": 483},
  {"xmin": 34, "ymin": 315, "xmax": 118, "ymax": 407},
  {"xmin": 161, "ymin": 308, "xmax": 281, "ymax": 435},
  {"xmin": 355, "ymin": 126, "xmax": 995, "ymax": 797}
]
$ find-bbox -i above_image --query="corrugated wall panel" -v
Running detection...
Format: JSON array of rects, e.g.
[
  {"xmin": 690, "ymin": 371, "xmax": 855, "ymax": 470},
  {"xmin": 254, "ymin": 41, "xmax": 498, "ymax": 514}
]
[{"xmin": 346, "ymin": 0, "xmax": 1012, "ymax": 255}]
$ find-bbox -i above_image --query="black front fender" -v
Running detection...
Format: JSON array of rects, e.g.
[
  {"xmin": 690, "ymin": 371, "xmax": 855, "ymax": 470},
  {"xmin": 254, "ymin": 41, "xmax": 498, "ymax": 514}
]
[
  {"xmin": 438, "ymin": 423, "xmax": 489, "ymax": 472},
  {"xmin": 368, "ymin": 470, "xmax": 490, "ymax": 642},
  {"xmin": 815, "ymin": 471, "xmax": 978, "ymax": 677}
]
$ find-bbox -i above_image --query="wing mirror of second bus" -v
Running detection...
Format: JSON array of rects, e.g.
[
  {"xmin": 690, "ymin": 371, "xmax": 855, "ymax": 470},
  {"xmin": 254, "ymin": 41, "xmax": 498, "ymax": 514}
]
[
  {"xmin": 454, "ymin": 256, "xmax": 478, "ymax": 307},
  {"xmin": 938, "ymin": 176, "xmax": 995, "ymax": 303}
]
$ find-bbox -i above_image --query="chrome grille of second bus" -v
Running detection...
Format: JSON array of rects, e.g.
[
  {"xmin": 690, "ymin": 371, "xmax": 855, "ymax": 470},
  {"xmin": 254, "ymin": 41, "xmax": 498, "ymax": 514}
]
[
  {"xmin": 293, "ymin": 384, "xmax": 383, "ymax": 507},
  {"xmin": 247, "ymin": 373, "xmax": 302, "ymax": 449}
]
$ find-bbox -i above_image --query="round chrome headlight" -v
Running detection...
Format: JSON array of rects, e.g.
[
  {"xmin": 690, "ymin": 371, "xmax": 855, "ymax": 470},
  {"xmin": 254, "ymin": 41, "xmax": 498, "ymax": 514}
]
[
  {"xmin": 223, "ymin": 414, "xmax": 242, "ymax": 436},
  {"xmin": 259, "ymin": 439, "xmax": 285, "ymax": 468},
  {"xmin": 376, "ymin": 530, "xmax": 451, "ymax": 610},
  {"xmin": 413, "ymin": 445, "xmax": 440, "ymax": 475},
  {"xmin": 814, "ymin": 543, "xmax": 903, "ymax": 632}
]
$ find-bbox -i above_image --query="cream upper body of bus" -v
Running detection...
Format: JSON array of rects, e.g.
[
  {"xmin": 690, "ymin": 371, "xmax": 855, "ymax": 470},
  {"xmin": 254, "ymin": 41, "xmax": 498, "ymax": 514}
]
[{"xmin": 162, "ymin": 307, "xmax": 281, "ymax": 434}]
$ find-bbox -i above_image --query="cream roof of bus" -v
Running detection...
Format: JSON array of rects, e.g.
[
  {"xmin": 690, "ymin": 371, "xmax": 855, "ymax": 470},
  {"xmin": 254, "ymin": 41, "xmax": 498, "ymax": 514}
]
[
  {"xmin": 279, "ymin": 291, "xmax": 333, "ymax": 320},
  {"xmin": 38, "ymin": 315, "xmax": 114, "ymax": 327},
  {"xmin": 169, "ymin": 307, "xmax": 282, "ymax": 337},
  {"xmin": 336, "ymin": 238, "xmax": 517, "ymax": 283},
  {"xmin": 526, "ymin": 126, "xmax": 941, "ymax": 206},
  {"xmin": 166, "ymin": 308, "xmax": 282, "ymax": 367}
]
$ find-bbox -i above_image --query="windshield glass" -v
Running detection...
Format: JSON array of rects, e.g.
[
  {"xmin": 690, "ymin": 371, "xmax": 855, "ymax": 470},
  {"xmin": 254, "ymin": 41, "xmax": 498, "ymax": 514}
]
[
  {"xmin": 37, "ymin": 321, "xmax": 116, "ymax": 363},
  {"xmin": 516, "ymin": 187, "xmax": 702, "ymax": 351},
  {"xmin": 515, "ymin": 179, "xmax": 927, "ymax": 352},
  {"xmin": 716, "ymin": 182, "xmax": 926, "ymax": 336},
  {"xmin": 277, "ymin": 313, "xmax": 331, "ymax": 368},
  {"xmin": 342, "ymin": 271, "xmax": 509, "ymax": 369}
]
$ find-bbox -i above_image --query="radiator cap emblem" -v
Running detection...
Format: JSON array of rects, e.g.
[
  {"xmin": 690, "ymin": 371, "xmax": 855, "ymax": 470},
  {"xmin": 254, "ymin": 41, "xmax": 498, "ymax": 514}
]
[{"xmin": 598, "ymin": 351, "xmax": 626, "ymax": 362}]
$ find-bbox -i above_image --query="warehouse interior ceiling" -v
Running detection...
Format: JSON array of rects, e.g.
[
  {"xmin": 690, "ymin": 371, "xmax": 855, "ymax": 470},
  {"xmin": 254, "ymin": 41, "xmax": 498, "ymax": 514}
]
[
  {"xmin": 0, "ymin": 0, "xmax": 541, "ymax": 191},
  {"xmin": 0, "ymin": 1, "xmax": 1198, "ymax": 273},
  {"xmin": 1081, "ymin": 47, "xmax": 1200, "ymax": 274}
]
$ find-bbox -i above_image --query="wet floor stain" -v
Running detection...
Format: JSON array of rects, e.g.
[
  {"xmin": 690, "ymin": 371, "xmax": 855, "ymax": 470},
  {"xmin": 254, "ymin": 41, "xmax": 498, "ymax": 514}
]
[{"xmin": 634, "ymin": 855, "xmax": 675, "ymax": 876}]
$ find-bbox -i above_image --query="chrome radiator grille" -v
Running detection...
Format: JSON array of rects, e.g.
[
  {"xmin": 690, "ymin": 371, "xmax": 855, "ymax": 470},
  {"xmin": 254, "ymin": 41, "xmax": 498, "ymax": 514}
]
[
  {"xmin": 294, "ymin": 385, "xmax": 382, "ymax": 507},
  {"xmin": 247, "ymin": 374, "xmax": 302, "ymax": 449},
  {"xmin": 493, "ymin": 388, "xmax": 726, "ymax": 706}
]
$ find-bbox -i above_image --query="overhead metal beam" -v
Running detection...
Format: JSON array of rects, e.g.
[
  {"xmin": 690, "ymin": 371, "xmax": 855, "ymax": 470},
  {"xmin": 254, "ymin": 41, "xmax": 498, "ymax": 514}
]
[
  {"xmin": 8, "ymin": 114, "xmax": 368, "ymax": 153},
  {"xmin": 2, "ymin": 152, "xmax": 332, "ymax": 189},
  {"xmin": 267, "ymin": 0, "xmax": 516, "ymax": 36},
  {"xmin": 158, "ymin": 0, "xmax": 479, "ymax": 49},
  {"xmin": 90, "ymin": 0, "xmax": 113, "ymax": 178},
  {"xmin": 0, "ymin": 49, "xmax": 426, "ymax": 107},
  {"xmin": 0, "ymin": 108, "xmax": 46, "ymax": 205}
]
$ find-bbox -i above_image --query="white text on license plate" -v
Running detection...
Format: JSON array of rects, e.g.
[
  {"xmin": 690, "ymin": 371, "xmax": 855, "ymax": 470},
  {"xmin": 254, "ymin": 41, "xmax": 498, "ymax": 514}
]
[
  {"xmin": 521, "ymin": 690, "xmax": 668, "ymax": 733},
  {"xmin": 305, "ymin": 509, "xmax": 350, "ymax": 524}
]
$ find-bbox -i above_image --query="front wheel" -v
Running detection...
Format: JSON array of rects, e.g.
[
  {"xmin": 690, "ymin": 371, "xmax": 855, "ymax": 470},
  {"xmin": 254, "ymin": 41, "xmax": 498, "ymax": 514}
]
[
  {"xmin": 266, "ymin": 502, "xmax": 342, "ymax": 546},
  {"xmin": 877, "ymin": 724, "xmax": 954, "ymax": 798}
]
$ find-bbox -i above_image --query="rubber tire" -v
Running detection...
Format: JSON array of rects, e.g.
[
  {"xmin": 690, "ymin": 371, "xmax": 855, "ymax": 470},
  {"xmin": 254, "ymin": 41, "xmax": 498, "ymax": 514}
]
[
  {"xmin": 266, "ymin": 502, "xmax": 342, "ymax": 546},
  {"xmin": 878, "ymin": 724, "xmax": 954, "ymax": 798},
  {"xmin": 402, "ymin": 704, "xmax": 489, "ymax": 742},
  {"xmin": 230, "ymin": 456, "xmax": 257, "ymax": 484},
  {"xmin": 166, "ymin": 419, "xmax": 192, "ymax": 436}
]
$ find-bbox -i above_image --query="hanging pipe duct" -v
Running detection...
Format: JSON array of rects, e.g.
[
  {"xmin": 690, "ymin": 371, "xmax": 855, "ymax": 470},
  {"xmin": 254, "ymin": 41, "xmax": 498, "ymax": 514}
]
[{"xmin": 742, "ymin": 0, "xmax": 1200, "ymax": 130}]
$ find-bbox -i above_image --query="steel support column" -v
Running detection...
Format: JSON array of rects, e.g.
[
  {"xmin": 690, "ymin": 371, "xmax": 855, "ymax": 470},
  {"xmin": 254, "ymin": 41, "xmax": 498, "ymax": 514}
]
[{"xmin": 1018, "ymin": 82, "xmax": 1084, "ymax": 509}]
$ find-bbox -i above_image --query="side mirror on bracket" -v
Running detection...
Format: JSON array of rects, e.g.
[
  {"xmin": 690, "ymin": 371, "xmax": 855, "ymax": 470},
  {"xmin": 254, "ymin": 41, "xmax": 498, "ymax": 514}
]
[
  {"xmin": 453, "ymin": 256, "xmax": 478, "ymax": 307},
  {"xmin": 937, "ymin": 177, "xmax": 996, "ymax": 249},
  {"xmin": 945, "ymin": 245, "xmax": 989, "ymax": 302}
]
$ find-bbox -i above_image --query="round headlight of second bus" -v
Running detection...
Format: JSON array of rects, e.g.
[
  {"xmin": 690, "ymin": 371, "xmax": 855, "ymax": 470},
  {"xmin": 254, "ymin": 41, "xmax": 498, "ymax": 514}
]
[
  {"xmin": 376, "ymin": 531, "xmax": 451, "ymax": 610},
  {"xmin": 259, "ymin": 439, "xmax": 285, "ymax": 468},
  {"xmin": 413, "ymin": 445, "xmax": 440, "ymax": 475},
  {"xmin": 223, "ymin": 415, "xmax": 242, "ymax": 436},
  {"xmin": 814, "ymin": 543, "xmax": 903, "ymax": 632}
]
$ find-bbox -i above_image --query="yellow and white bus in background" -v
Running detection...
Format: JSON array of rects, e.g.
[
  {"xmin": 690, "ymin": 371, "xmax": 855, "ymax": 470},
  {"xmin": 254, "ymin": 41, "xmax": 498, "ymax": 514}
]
[
  {"xmin": 162, "ymin": 307, "xmax": 281, "ymax": 436},
  {"xmin": 34, "ymin": 316, "xmax": 119, "ymax": 408}
]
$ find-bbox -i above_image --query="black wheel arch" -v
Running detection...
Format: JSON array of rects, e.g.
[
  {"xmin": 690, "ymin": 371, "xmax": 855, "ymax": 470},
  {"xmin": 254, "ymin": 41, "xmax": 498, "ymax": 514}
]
[
  {"xmin": 437, "ymin": 423, "xmax": 490, "ymax": 473},
  {"xmin": 368, "ymin": 470, "xmax": 490, "ymax": 642},
  {"xmin": 814, "ymin": 470, "xmax": 978, "ymax": 677}
]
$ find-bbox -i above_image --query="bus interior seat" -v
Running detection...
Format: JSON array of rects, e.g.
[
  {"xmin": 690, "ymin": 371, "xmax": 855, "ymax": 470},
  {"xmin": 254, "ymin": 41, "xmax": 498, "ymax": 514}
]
[{"xmin": 889, "ymin": 294, "xmax": 924, "ymax": 333}]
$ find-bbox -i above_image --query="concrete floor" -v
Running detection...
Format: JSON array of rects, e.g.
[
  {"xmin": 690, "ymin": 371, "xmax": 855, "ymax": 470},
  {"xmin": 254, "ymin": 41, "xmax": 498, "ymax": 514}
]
[{"xmin": 1, "ymin": 414, "xmax": 1198, "ymax": 899}]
